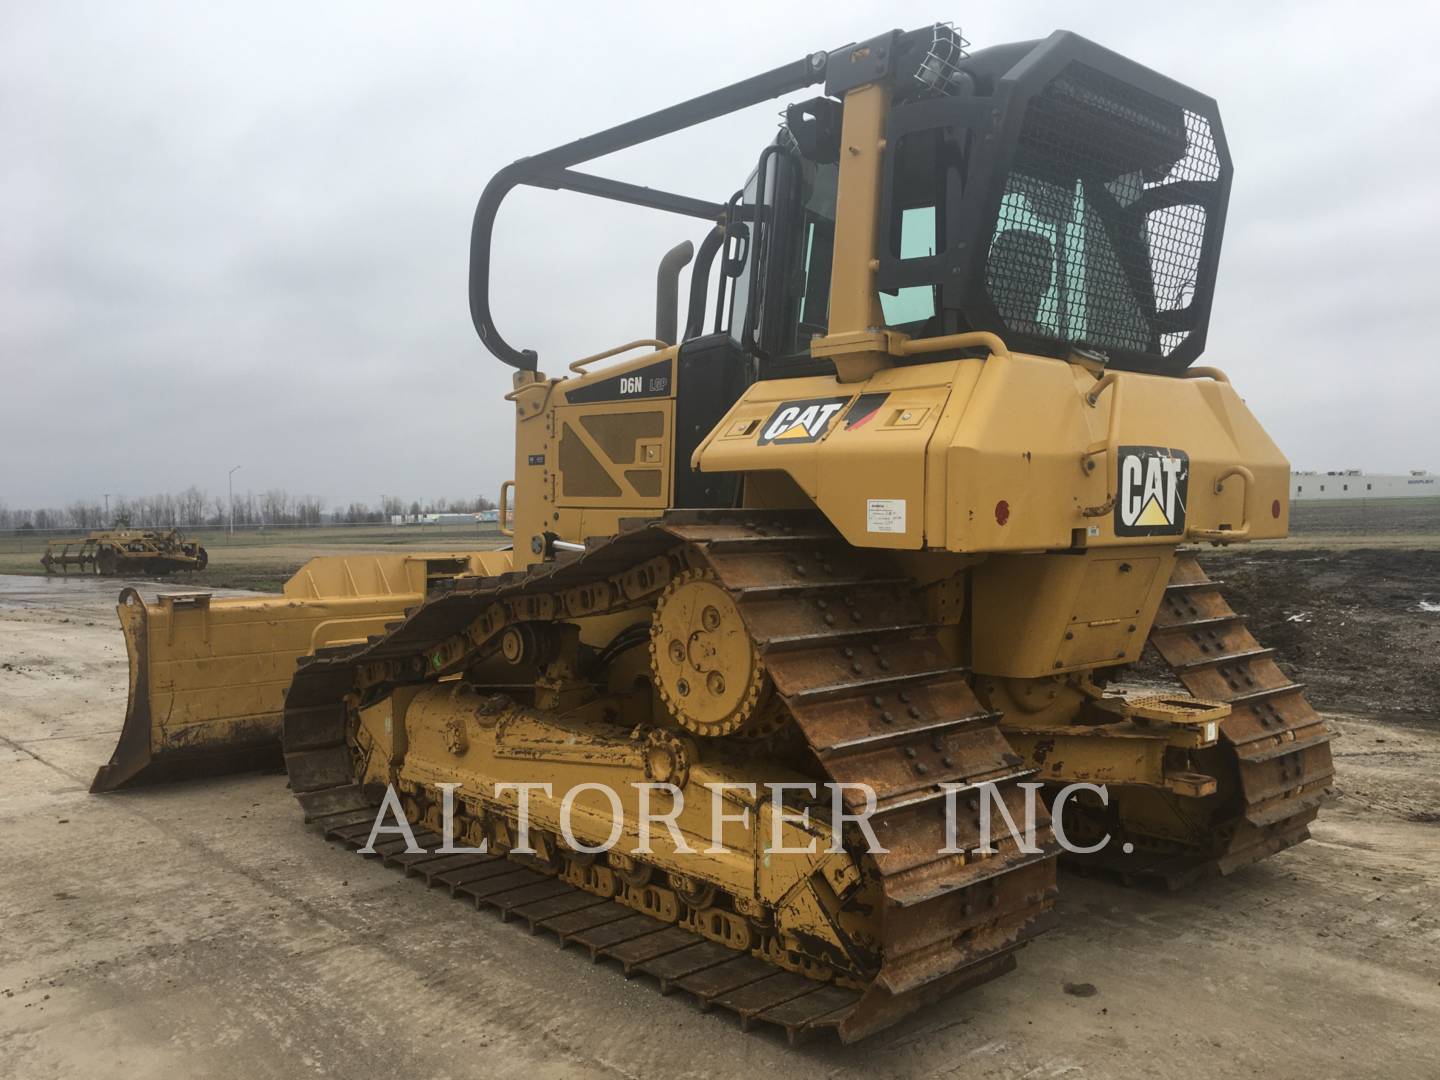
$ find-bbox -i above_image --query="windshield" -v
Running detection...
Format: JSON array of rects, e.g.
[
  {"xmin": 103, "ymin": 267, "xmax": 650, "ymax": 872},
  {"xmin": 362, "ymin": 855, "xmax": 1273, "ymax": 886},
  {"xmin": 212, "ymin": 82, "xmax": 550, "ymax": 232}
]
[
  {"xmin": 727, "ymin": 172, "xmax": 760, "ymax": 346},
  {"xmin": 881, "ymin": 205, "xmax": 938, "ymax": 326},
  {"xmin": 789, "ymin": 159, "xmax": 839, "ymax": 347},
  {"xmin": 739, "ymin": 154, "xmax": 837, "ymax": 360}
]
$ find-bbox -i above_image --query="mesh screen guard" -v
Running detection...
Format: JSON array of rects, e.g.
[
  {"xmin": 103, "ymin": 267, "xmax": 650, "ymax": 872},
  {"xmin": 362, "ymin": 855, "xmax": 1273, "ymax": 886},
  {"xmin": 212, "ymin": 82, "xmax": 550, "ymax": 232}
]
[
  {"xmin": 875, "ymin": 31, "xmax": 1233, "ymax": 375},
  {"xmin": 988, "ymin": 63, "xmax": 1223, "ymax": 358}
]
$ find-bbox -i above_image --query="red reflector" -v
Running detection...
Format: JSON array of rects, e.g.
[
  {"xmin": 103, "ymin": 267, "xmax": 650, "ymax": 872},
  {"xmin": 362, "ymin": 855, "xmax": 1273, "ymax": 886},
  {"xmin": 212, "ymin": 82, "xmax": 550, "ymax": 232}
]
[
  {"xmin": 1271, "ymin": 499, "xmax": 1281, "ymax": 519},
  {"xmin": 995, "ymin": 500, "xmax": 1010, "ymax": 526}
]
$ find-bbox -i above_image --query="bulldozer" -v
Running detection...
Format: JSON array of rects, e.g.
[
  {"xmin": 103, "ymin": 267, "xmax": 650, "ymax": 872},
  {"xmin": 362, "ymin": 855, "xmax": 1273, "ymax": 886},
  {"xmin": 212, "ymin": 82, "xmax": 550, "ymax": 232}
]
[{"xmin": 92, "ymin": 24, "xmax": 1334, "ymax": 1042}]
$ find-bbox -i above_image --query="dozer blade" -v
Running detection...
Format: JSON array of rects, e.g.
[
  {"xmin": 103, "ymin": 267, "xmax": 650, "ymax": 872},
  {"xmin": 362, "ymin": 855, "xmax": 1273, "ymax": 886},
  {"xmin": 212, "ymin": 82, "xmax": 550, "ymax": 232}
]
[{"xmin": 91, "ymin": 551, "xmax": 510, "ymax": 792}]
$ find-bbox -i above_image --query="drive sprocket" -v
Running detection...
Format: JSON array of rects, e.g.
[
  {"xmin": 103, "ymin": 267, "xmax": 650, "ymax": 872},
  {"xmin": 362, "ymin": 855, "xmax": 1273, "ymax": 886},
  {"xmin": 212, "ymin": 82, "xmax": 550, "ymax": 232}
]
[{"xmin": 649, "ymin": 568, "xmax": 766, "ymax": 737}]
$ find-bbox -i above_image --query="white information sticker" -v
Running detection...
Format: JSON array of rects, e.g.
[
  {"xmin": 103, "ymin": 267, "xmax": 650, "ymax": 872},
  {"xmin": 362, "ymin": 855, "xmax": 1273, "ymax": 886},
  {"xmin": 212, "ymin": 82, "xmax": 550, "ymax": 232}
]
[{"xmin": 866, "ymin": 498, "xmax": 907, "ymax": 534}]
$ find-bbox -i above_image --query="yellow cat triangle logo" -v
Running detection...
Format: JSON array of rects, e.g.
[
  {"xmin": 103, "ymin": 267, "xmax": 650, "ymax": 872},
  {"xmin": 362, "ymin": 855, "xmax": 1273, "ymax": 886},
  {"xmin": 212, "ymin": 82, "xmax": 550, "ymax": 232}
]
[
  {"xmin": 1135, "ymin": 496, "xmax": 1171, "ymax": 527},
  {"xmin": 772, "ymin": 421, "xmax": 813, "ymax": 441}
]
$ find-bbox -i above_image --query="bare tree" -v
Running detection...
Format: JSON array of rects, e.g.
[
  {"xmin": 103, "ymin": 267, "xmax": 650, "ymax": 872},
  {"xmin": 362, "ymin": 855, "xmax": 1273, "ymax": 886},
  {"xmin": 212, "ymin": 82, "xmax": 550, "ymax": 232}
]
[
  {"xmin": 65, "ymin": 501, "xmax": 104, "ymax": 528},
  {"xmin": 4, "ymin": 487, "xmax": 409, "ymax": 531},
  {"xmin": 296, "ymin": 495, "xmax": 325, "ymax": 525},
  {"xmin": 177, "ymin": 486, "xmax": 207, "ymax": 526}
]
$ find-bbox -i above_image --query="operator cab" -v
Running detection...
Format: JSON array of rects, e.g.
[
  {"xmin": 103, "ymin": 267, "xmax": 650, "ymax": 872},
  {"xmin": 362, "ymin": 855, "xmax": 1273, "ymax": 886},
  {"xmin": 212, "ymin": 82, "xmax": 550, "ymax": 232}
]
[
  {"xmin": 702, "ymin": 28, "xmax": 1229, "ymax": 379},
  {"xmin": 472, "ymin": 25, "xmax": 1229, "ymax": 380}
]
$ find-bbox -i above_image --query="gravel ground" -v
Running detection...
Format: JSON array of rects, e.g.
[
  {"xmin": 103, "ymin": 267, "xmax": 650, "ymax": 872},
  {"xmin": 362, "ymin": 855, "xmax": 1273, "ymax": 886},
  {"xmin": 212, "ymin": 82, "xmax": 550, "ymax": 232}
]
[{"xmin": 1, "ymin": 566, "xmax": 1438, "ymax": 1079}]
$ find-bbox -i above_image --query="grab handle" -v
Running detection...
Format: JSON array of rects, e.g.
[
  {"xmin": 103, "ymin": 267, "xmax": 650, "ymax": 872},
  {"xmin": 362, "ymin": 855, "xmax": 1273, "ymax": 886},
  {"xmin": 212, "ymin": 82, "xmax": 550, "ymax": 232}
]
[
  {"xmin": 498, "ymin": 481, "xmax": 514, "ymax": 537},
  {"xmin": 1189, "ymin": 465, "xmax": 1254, "ymax": 541},
  {"xmin": 1080, "ymin": 373, "xmax": 1122, "ymax": 517}
]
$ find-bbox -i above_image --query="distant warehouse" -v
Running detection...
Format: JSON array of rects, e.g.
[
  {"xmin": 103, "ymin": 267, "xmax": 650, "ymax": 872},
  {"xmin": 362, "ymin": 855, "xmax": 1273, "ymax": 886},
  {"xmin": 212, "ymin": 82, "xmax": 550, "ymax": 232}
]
[
  {"xmin": 390, "ymin": 511, "xmax": 500, "ymax": 525},
  {"xmin": 1291, "ymin": 470, "xmax": 1437, "ymax": 500}
]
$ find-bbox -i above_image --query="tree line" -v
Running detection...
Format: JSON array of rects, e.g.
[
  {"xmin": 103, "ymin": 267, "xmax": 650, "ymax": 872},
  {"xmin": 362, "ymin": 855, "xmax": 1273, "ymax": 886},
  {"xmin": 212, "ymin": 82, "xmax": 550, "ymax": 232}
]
[{"xmin": 0, "ymin": 490, "xmax": 497, "ymax": 532}]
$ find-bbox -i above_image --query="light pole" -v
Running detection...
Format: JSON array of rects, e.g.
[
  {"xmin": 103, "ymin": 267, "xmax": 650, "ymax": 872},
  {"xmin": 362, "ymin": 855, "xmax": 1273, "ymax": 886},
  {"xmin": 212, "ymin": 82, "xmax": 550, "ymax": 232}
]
[
  {"xmin": 228, "ymin": 465, "xmax": 241, "ymax": 541},
  {"xmin": 103, "ymin": 493, "xmax": 110, "ymax": 524}
]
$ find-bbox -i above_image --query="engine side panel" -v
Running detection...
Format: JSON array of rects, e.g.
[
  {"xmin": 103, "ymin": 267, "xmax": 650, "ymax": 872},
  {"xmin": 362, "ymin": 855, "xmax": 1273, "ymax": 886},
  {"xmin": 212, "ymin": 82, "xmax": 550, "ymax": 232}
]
[{"xmin": 695, "ymin": 353, "xmax": 1288, "ymax": 553}]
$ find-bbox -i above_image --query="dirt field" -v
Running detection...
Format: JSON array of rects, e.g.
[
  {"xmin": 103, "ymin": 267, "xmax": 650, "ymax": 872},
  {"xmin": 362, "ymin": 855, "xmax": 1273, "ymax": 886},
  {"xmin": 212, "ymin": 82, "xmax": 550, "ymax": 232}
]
[
  {"xmin": 2, "ymin": 506, "xmax": 1439, "ymax": 1078},
  {"xmin": 1195, "ymin": 547, "xmax": 1440, "ymax": 723},
  {"xmin": 1282, "ymin": 498, "xmax": 1440, "ymax": 550}
]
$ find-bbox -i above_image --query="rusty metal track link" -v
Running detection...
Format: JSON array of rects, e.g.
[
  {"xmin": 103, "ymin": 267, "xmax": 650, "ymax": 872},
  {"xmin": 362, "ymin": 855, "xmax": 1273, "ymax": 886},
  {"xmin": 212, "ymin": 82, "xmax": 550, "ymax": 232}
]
[
  {"xmin": 674, "ymin": 520, "xmax": 1059, "ymax": 1032},
  {"xmin": 312, "ymin": 816, "xmax": 865, "ymax": 1043}
]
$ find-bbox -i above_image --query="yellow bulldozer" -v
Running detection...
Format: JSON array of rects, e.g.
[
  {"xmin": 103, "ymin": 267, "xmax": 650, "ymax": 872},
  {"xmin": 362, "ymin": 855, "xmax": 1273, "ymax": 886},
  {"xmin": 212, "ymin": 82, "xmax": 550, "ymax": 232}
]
[{"xmin": 92, "ymin": 24, "xmax": 1333, "ymax": 1042}]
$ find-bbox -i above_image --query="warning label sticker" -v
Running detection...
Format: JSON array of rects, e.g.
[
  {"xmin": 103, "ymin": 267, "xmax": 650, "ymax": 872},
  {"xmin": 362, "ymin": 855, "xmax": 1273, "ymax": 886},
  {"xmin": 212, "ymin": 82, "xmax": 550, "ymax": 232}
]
[{"xmin": 866, "ymin": 499, "xmax": 906, "ymax": 534}]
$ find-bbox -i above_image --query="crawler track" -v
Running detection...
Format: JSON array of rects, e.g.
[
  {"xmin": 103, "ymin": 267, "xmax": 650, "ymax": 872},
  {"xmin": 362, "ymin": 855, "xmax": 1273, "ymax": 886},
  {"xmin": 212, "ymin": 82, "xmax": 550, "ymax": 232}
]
[
  {"xmin": 1147, "ymin": 553, "xmax": 1334, "ymax": 873},
  {"xmin": 318, "ymin": 821, "xmax": 886, "ymax": 1044},
  {"xmin": 280, "ymin": 511, "xmax": 1057, "ymax": 1042},
  {"xmin": 1072, "ymin": 553, "xmax": 1337, "ymax": 887}
]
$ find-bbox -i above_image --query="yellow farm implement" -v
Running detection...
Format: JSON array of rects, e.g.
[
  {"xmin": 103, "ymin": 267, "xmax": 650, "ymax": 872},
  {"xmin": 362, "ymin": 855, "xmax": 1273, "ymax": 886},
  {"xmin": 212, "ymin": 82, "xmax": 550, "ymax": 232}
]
[{"xmin": 41, "ymin": 528, "xmax": 208, "ymax": 576}]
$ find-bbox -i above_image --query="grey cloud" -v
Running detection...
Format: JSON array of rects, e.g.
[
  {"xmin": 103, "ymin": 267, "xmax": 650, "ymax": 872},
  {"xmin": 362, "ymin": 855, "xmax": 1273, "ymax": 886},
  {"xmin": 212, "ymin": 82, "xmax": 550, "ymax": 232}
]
[{"xmin": 2, "ymin": 0, "xmax": 1437, "ymax": 514}]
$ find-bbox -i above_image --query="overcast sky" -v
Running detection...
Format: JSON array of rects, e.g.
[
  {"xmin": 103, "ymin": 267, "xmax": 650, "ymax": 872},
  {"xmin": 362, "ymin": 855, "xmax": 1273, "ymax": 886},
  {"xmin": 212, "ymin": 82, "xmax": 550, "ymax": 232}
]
[{"xmin": 3, "ymin": 0, "xmax": 1438, "ymax": 511}]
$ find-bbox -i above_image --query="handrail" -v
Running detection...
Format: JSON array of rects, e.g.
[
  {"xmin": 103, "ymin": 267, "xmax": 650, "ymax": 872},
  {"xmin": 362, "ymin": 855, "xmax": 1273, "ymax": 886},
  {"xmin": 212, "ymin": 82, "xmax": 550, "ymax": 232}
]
[
  {"xmin": 896, "ymin": 330, "xmax": 1012, "ymax": 361},
  {"xmin": 1084, "ymin": 370, "xmax": 1119, "ymax": 407},
  {"xmin": 568, "ymin": 339, "xmax": 669, "ymax": 375},
  {"xmin": 684, "ymin": 225, "xmax": 726, "ymax": 341},
  {"xmin": 1182, "ymin": 366, "xmax": 1230, "ymax": 384}
]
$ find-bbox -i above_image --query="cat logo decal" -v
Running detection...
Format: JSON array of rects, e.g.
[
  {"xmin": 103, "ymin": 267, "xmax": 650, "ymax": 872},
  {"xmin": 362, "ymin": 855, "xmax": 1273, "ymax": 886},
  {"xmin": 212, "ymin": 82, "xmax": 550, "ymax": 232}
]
[
  {"xmin": 1116, "ymin": 446, "xmax": 1189, "ymax": 536},
  {"xmin": 757, "ymin": 397, "xmax": 850, "ymax": 446}
]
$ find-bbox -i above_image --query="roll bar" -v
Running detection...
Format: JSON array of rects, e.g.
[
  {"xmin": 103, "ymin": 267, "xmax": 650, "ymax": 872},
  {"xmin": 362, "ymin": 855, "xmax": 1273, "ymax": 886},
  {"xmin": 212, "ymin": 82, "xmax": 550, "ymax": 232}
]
[{"xmin": 469, "ymin": 51, "xmax": 831, "ymax": 370}]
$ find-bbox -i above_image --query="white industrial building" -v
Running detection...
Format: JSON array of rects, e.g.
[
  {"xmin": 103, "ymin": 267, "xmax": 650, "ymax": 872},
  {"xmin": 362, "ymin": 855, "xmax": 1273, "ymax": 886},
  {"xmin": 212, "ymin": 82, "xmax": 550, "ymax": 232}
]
[
  {"xmin": 389, "ymin": 511, "xmax": 500, "ymax": 525},
  {"xmin": 1291, "ymin": 470, "xmax": 1437, "ymax": 500}
]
